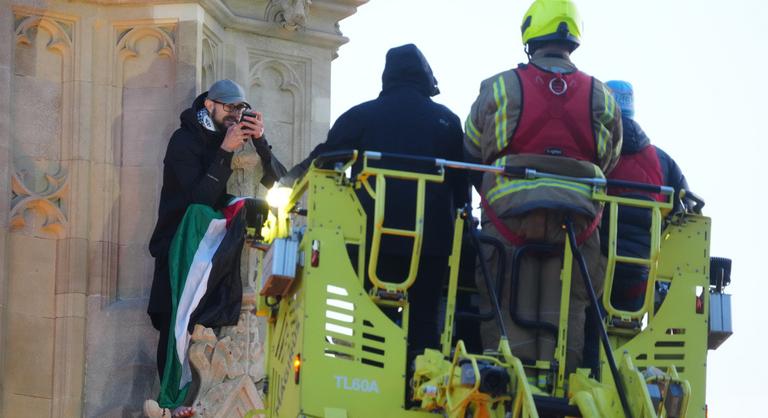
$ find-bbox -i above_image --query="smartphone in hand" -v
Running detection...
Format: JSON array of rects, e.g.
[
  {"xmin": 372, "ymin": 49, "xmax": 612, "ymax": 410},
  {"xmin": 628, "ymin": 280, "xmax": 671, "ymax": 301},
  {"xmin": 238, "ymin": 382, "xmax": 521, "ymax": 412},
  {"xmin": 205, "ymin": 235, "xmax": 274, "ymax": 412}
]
[{"xmin": 240, "ymin": 110, "xmax": 257, "ymax": 123}]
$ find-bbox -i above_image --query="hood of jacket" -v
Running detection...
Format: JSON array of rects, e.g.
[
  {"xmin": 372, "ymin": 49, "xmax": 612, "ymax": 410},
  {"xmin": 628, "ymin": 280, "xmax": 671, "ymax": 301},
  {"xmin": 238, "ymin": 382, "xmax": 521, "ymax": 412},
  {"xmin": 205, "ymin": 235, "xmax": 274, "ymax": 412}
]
[
  {"xmin": 178, "ymin": 91, "xmax": 226, "ymax": 144},
  {"xmin": 179, "ymin": 91, "xmax": 209, "ymax": 131},
  {"xmin": 381, "ymin": 44, "xmax": 439, "ymax": 97},
  {"xmin": 621, "ymin": 115, "xmax": 650, "ymax": 154}
]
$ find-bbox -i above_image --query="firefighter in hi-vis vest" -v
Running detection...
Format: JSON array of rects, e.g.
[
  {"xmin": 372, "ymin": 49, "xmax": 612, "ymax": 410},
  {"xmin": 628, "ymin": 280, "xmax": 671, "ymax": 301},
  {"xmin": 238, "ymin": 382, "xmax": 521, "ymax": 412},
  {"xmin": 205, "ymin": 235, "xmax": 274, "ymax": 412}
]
[{"xmin": 463, "ymin": 0, "xmax": 622, "ymax": 375}]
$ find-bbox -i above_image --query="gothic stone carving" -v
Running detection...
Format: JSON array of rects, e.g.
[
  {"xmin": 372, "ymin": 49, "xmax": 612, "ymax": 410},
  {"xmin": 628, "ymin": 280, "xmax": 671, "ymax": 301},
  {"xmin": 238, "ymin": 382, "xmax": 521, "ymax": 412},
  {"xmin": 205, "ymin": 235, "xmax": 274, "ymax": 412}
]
[
  {"xmin": 248, "ymin": 53, "xmax": 308, "ymax": 165},
  {"xmin": 183, "ymin": 292, "xmax": 265, "ymax": 417},
  {"xmin": 10, "ymin": 169, "xmax": 69, "ymax": 238},
  {"xmin": 116, "ymin": 24, "xmax": 176, "ymax": 59},
  {"xmin": 201, "ymin": 30, "xmax": 221, "ymax": 90},
  {"xmin": 266, "ymin": 0, "xmax": 312, "ymax": 31},
  {"xmin": 15, "ymin": 14, "xmax": 74, "ymax": 53},
  {"xmin": 11, "ymin": 13, "xmax": 74, "ymax": 239}
]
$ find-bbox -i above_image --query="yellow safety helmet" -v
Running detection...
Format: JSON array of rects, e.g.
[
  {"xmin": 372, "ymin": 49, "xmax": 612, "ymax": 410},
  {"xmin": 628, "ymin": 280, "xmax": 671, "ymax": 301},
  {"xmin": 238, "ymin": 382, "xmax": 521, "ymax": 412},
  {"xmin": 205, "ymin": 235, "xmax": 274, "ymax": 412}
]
[{"xmin": 521, "ymin": 0, "xmax": 583, "ymax": 51}]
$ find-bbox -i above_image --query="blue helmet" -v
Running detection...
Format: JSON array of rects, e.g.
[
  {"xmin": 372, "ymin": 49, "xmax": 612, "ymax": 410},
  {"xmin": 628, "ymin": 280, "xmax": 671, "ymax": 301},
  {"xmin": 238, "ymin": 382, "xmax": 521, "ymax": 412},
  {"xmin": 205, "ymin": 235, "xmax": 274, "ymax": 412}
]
[{"xmin": 606, "ymin": 80, "xmax": 634, "ymax": 118}]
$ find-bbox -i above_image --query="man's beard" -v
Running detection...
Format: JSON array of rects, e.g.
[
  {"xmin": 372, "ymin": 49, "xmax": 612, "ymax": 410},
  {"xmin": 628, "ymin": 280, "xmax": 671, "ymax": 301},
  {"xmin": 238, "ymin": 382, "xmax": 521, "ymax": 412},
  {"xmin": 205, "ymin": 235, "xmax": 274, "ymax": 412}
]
[{"xmin": 211, "ymin": 108, "xmax": 239, "ymax": 132}]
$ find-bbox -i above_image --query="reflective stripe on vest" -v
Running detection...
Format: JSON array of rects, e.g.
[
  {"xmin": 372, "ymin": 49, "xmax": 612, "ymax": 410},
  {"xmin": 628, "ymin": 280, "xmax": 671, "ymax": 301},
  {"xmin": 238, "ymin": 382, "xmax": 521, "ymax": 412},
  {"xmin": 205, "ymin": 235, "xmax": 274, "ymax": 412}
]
[
  {"xmin": 608, "ymin": 145, "xmax": 665, "ymax": 202},
  {"xmin": 502, "ymin": 64, "xmax": 596, "ymax": 163},
  {"xmin": 485, "ymin": 155, "xmax": 598, "ymax": 206}
]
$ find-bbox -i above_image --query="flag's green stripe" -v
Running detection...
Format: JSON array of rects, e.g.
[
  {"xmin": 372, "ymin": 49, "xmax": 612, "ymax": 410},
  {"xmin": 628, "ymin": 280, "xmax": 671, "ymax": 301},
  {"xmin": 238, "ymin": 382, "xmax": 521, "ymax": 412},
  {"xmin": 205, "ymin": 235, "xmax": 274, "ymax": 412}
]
[{"xmin": 158, "ymin": 204, "xmax": 223, "ymax": 408}]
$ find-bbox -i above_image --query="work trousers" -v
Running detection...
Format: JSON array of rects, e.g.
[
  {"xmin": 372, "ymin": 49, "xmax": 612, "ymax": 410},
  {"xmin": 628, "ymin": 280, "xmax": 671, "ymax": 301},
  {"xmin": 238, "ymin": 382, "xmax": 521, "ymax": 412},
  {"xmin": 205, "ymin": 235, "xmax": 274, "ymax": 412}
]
[
  {"xmin": 376, "ymin": 254, "xmax": 448, "ymax": 356},
  {"xmin": 476, "ymin": 209, "xmax": 604, "ymax": 373},
  {"xmin": 149, "ymin": 254, "xmax": 172, "ymax": 380}
]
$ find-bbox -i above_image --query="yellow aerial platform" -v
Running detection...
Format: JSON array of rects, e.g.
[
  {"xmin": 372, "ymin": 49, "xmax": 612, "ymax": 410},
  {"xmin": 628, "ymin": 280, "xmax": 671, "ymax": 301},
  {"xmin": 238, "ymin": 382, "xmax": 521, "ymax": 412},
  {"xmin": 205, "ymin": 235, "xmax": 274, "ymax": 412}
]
[{"xmin": 246, "ymin": 150, "xmax": 731, "ymax": 418}]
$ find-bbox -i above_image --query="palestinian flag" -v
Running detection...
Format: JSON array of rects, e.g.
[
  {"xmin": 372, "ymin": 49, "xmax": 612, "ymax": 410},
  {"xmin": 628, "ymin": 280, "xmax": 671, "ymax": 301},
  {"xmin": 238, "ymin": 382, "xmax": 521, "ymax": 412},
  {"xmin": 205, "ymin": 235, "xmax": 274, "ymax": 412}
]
[{"xmin": 158, "ymin": 199, "xmax": 248, "ymax": 408}]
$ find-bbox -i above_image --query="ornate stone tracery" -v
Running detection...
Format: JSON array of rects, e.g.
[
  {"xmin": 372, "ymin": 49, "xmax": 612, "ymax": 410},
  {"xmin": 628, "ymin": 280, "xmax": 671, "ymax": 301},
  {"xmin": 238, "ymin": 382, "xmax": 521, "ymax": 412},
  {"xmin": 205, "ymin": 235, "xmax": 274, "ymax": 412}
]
[
  {"xmin": 10, "ymin": 170, "xmax": 69, "ymax": 238},
  {"xmin": 11, "ymin": 11, "xmax": 75, "ymax": 239},
  {"xmin": 116, "ymin": 24, "xmax": 176, "ymax": 59},
  {"xmin": 15, "ymin": 15, "xmax": 73, "ymax": 52},
  {"xmin": 249, "ymin": 58, "xmax": 303, "ymax": 94},
  {"xmin": 248, "ymin": 53, "xmax": 309, "ymax": 165},
  {"xmin": 202, "ymin": 29, "xmax": 222, "ymax": 89}
]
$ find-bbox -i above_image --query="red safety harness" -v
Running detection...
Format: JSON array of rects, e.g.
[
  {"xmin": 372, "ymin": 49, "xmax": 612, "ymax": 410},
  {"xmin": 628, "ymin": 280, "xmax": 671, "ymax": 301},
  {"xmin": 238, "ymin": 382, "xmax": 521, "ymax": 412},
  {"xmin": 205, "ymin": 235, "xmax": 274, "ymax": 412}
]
[
  {"xmin": 495, "ymin": 64, "xmax": 596, "ymax": 163},
  {"xmin": 482, "ymin": 63, "xmax": 601, "ymax": 247}
]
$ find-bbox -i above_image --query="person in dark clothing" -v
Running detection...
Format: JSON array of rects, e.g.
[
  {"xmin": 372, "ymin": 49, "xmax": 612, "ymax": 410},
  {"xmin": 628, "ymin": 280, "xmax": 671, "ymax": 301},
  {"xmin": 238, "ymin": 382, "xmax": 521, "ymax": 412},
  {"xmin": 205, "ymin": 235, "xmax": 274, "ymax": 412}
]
[
  {"xmin": 148, "ymin": 79, "xmax": 286, "ymax": 383},
  {"xmin": 601, "ymin": 80, "xmax": 689, "ymax": 311},
  {"xmin": 284, "ymin": 44, "xmax": 470, "ymax": 359},
  {"xmin": 583, "ymin": 80, "xmax": 689, "ymax": 371}
]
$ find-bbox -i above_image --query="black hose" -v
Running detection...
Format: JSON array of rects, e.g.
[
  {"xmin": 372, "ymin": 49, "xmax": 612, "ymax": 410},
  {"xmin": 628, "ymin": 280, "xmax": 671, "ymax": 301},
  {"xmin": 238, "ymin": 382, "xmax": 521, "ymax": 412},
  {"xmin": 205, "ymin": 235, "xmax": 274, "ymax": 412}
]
[
  {"xmin": 467, "ymin": 218, "xmax": 509, "ymax": 341},
  {"xmin": 564, "ymin": 219, "xmax": 633, "ymax": 418}
]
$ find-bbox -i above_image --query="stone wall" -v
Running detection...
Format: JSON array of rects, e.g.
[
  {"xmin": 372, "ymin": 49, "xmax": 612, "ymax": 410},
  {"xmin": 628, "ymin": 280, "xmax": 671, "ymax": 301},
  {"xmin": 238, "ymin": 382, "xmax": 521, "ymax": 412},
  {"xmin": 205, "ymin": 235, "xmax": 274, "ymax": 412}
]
[{"xmin": 0, "ymin": 0, "xmax": 366, "ymax": 416}]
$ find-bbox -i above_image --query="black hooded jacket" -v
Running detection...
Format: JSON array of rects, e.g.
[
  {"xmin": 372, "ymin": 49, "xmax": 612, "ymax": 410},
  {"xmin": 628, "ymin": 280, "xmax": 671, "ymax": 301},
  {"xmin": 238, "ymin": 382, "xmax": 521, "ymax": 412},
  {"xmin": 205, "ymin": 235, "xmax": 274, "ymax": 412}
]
[
  {"xmin": 601, "ymin": 116, "xmax": 690, "ymax": 308},
  {"xmin": 285, "ymin": 44, "xmax": 470, "ymax": 256},
  {"xmin": 601, "ymin": 116, "xmax": 690, "ymax": 255},
  {"xmin": 620, "ymin": 117, "xmax": 688, "ymax": 197},
  {"xmin": 148, "ymin": 92, "xmax": 286, "ymax": 314}
]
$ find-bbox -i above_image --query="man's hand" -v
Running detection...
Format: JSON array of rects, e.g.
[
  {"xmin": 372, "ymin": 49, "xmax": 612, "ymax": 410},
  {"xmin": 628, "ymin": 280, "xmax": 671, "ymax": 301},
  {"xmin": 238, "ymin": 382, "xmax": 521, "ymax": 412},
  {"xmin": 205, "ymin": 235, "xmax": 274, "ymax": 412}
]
[
  {"xmin": 220, "ymin": 111, "xmax": 265, "ymax": 152},
  {"xmin": 240, "ymin": 111, "xmax": 265, "ymax": 140},
  {"xmin": 221, "ymin": 123, "xmax": 249, "ymax": 152}
]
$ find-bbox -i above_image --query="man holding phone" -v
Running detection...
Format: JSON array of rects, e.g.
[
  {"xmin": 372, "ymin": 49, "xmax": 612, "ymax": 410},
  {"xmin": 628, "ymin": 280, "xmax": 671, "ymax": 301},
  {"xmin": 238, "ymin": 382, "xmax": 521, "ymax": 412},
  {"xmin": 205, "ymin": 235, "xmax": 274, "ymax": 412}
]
[{"xmin": 147, "ymin": 79, "xmax": 286, "ymax": 394}]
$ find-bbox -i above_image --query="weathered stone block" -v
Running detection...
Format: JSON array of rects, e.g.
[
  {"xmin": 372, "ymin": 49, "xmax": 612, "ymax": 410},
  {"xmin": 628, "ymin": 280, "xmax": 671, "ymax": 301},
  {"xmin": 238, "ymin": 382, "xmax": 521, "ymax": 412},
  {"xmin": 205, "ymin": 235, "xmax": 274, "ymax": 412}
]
[
  {"xmin": 52, "ymin": 314, "xmax": 85, "ymax": 415},
  {"xmin": 55, "ymin": 292, "xmax": 86, "ymax": 319},
  {"xmin": 118, "ymin": 165, "xmax": 160, "ymax": 241},
  {"xmin": 88, "ymin": 240, "xmax": 119, "ymax": 299},
  {"xmin": 4, "ymin": 392, "xmax": 52, "ymax": 417},
  {"xmin": 123, "ymin": 87, "xmax": 176, "ymax": 111},
  {"xmin": 56, "ymin": 238, "xmax": 89, "ymax": 295},
  {"xmin": 63, "ymin": 159, "xmax": 91, "ymax": 239},
  {"xmin": 0, "ymin": 142, "xmax": 10, "ymax": 230},
  {"xmin": 6, "ymin": 311, "xmax": 54, "ymax": 397},
  {"xmin": 12, "ymin": 76, "xmax": 63, "ymax": 161},
  {"xmin": 84, "ymin": 297, "xmax": 158, "ymax": 417},
  {"xmin": 120, "ymin": 109, "xmax": 175, "ymax": 167},
  {"xmin": 87, "ymin": 162, "xmax": 120, "ymax": 242},
  {"xmin": 9, "ymin": 234, "xmax": 56, "ymax": 318},
  {"xmin": 117, "ymin": 242, "xmax": 153, "ymax": 299}
]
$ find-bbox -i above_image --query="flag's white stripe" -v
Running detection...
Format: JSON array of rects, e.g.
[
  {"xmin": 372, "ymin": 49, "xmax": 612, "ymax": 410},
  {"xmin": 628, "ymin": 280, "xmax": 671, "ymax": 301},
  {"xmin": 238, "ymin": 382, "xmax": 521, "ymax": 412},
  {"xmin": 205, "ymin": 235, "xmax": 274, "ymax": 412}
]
[
  {"xmin": 228, "ymin": 196, "xmax": 249, "ymax": 205},
  {"xmin": 174, "ymin": 218, "xmax": 228, "ymax": 388}
]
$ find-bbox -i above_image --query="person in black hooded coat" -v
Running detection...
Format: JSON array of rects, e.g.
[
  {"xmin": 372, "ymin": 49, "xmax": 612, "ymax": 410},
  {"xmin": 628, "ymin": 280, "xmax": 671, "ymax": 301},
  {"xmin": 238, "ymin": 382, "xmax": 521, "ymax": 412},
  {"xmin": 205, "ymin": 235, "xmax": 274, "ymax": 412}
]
[{"xmin": 285, "ymin": 43, "xmax": 470, "ymax": 358}]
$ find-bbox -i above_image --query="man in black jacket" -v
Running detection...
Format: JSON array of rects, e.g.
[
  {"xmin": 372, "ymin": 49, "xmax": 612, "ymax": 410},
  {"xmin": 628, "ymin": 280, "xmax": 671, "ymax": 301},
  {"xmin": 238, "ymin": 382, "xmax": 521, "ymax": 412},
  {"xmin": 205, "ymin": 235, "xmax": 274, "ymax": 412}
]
[
  {"xmin": 148, "ymin": 79, "xmax": 286, "ymax": 380},
  {"xmin": 285, "ymin": 44, "xmax": 470, "ymax": 358},
  {"xmin": 601, "ymin": 80, "xmax": 689, "ymax": 311},
  {"xmin": 583, "ymin": 80, "xmax": 689, "ymax": 371}
]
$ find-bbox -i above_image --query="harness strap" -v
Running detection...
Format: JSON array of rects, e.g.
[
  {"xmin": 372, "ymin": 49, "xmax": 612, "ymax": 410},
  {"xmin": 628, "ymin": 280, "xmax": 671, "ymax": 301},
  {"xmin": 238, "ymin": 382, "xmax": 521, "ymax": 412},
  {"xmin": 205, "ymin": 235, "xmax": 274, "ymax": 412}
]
[
  {"xmin": 479, "ymin": 192, "xmax": 601, "ymax": 247},
  {"xmin": 480, "ymin": 194, "xmax": 526, "ymax": 246}
]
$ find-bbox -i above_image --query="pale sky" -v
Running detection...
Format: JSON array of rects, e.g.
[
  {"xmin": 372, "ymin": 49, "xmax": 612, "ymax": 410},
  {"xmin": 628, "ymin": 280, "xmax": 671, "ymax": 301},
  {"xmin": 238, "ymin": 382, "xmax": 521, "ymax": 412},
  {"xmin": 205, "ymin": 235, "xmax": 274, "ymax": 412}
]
[{"xmin": 330, "ymin": 1, "xmax": 768, "ymax": 416}]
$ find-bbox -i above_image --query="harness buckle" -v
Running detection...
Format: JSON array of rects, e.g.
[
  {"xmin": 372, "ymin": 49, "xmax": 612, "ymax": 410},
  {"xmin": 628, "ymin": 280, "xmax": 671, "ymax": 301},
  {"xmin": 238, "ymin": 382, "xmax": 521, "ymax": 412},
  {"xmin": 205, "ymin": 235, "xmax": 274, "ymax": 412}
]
[{"xmin": 548, "ymin": 77, "xmax": 568, "ymax": 96}]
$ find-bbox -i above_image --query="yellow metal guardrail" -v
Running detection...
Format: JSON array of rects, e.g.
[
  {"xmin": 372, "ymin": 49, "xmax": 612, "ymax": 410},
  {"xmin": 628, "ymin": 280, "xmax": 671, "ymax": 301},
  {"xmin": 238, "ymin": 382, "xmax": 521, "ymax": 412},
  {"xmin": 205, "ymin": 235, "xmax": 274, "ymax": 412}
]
[{"xmin": 358, "ymin": 152, "xmax": 445, "ymax": 295}]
